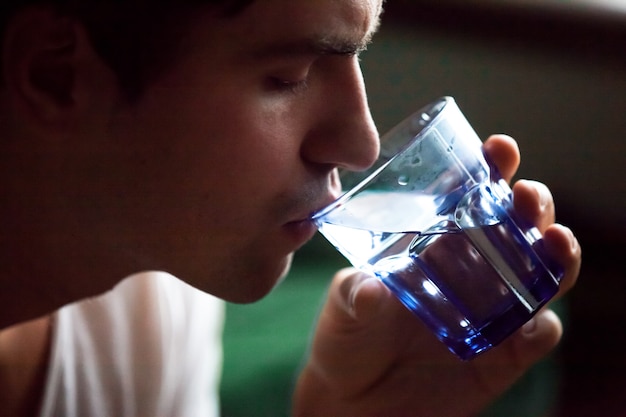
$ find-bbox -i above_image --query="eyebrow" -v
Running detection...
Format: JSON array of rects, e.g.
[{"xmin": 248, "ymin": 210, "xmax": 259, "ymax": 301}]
[{"xmin": 251, "ymin": 35, "xmax": 374, "ymax": 61}]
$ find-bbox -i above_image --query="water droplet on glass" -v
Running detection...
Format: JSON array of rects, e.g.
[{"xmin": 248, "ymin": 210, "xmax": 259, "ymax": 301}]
[
  {"xmin": 417, "ymin": 112, "xmax": 431, "ymax": 126},
  {"xmin": 398, "ymin": 175, "xmax": 409, "ymax": 186}
]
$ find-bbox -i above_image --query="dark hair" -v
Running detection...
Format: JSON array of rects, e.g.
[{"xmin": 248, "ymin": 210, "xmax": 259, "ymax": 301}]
[{"xmin": 0, "ymin": 0, "xmax": 255, "ymax": 98}]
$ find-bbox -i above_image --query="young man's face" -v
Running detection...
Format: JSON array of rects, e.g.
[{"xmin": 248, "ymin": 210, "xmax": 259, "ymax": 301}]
[
  {"xmin": 91, "ymin": 0, "xmax": 383, "ymax": 301},
  {"xmin": 3, "ymin": 0, "xmax": 382, "ymax": 304}
]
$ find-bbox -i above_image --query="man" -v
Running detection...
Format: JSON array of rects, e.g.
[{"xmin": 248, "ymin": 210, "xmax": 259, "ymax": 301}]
[{"xmin": 0, "ymin": 0, "xmax": 581, "ymax": 416}]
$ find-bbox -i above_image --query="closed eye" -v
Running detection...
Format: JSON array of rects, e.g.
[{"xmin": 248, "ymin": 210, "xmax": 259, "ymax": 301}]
[{"xmin": 268, "ymin": 76, "xmax": 310, "ymax": 94}]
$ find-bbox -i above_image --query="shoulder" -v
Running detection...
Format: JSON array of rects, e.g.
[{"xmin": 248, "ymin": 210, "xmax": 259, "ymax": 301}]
[
  {"xmin": 60, "ymin": 271, "xmax": 225, "ymax": 333},
  {"xmin": 0, "ymin": 315, "xmax": 52, "ymax": 417},
  {"xmin": 40, "ymin": 271, "xmax": 225, "ymax": 417}
]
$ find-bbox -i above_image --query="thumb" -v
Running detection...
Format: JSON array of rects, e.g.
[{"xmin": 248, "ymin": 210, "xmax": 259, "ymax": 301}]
[
  {"xmin": 307, "ymin": 268, "xmax": 409, "ymax": 397},
  {"xmin": 334, "ymin": 267, "xmax": 389, "ymax": 323}
]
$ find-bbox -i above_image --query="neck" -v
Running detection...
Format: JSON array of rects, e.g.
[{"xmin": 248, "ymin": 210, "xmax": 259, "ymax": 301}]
[{"xmin": 0, "ymin": 315, "xmax": 52, "ymax": 417}]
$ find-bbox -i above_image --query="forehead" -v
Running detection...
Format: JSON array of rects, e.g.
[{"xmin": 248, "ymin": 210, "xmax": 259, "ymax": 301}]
[{"xmin": 217, "ymin": 0, "xmax": 384, "ymax": 54}]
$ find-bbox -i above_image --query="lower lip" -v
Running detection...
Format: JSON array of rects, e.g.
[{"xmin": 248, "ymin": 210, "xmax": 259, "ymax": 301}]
[{"xmin": 283, "ymin": 219, "xmax": 318, "ymax": 248}]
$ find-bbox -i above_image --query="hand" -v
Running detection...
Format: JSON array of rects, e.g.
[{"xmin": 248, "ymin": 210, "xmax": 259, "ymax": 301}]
[{"xmin": 293, "ymin": 135, "xmax": 581, "ymax": 417}]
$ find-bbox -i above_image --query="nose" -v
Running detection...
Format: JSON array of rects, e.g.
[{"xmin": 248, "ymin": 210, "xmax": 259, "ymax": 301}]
[{"xmin": 300, "ymin": 56, "xmax": 380, "ymax": 172}]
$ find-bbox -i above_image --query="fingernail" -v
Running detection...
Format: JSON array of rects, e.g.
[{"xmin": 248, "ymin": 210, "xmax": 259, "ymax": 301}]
[
  {"xmin": 339, "ymin": 271, "xmax": 370, "ymax": 318},
  {"xmin": 568, "ymin": 228, "xmax": 579, "ymax": 252},
  {"xmin": 536, "ymin": 185, "xmax": 549, "ymax": 213},
  {"xmin": 348, "ymin": 272, "xmax": 376, "ymax": 319}
]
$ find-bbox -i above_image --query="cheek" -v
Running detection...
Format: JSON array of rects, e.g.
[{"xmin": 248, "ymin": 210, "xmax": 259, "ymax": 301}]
[
  {"xmin": 131, "ymin": 72, "xmax": 309, "ymax": 228},
  {"xmin": 205, "ymin": 102, "xmax": 305, "ymax": 192}
]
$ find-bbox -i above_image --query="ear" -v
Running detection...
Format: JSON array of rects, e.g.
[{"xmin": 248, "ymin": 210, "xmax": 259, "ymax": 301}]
[{"xmin": 2, "ymin": 7, "xmax": 107, "ymax": 129}]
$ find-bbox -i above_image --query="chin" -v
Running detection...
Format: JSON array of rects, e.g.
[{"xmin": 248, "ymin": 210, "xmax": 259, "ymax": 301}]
[
  {"xmin": 269, "ymin": 253, "xmax": 294, "ymax": 290},
  {"xmin": 219, "ymin": 253, "xmax": 295, "ymax": 304}
]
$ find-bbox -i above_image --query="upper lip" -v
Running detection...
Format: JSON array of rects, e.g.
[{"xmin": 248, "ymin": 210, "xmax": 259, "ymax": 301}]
[
  {"xmin": 286, "ymin": 171, "xmax": 343, "ymax": 224},
  {"xmin": 288, "ymin": 194, "xmax": 339, "ymax": 224}
]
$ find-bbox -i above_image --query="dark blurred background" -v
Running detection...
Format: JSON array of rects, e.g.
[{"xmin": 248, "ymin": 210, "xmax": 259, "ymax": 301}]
[
  {"xmin": 361, "ymin": 2, "xmax": 626, "ymax": 415},
  {"xmin": 221, "ymin": 2, "xmax": 626, "ymax": 416}
]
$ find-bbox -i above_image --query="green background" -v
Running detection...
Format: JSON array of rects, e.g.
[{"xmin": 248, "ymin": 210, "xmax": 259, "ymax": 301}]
[{"xmin": 220, "ymin": 237, "xmax": 562, "ymax": 417}]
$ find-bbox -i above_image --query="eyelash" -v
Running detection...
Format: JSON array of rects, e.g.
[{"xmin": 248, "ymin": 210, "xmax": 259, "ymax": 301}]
[{"xmin": 269, "ymin": 77, "xmax": 310, "ymax": 94}]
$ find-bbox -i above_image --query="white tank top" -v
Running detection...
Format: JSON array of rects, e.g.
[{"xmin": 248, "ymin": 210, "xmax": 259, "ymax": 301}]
[{"xmin": 38, "ymin": 271, "xmax": 225, "ymax": 417}]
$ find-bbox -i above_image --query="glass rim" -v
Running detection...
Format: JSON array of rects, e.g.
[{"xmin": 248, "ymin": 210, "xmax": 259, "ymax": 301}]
[{"xmin": 312, "ymin": 96, "xmax": 455, "ymax": 221}]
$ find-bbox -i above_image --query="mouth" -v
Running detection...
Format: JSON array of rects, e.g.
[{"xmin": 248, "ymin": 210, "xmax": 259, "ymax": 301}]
[
  {"xmin": 282, "ymin": 218, "xmax": 319, "ymax": 249},
  {"xmin": 282, "ymin": 196, "xmax": 338, "ymax": 248}
]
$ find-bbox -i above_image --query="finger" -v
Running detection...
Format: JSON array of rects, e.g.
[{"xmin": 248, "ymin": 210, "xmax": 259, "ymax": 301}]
[
  {"xmin": 512, "ymin": 179, "xmax": 556, "ymax": 232},
  {"xmin": 471, "ymin": 308, "xmax": 562, "ymax": 401},
  {"xmin": 482, "ymin": 134, "xmax": 520, "ymax": 183},
  {"xmin": 334, "ymin": 268, "xmax": 388, "ymax": 324},
  {"xmin": 510, "ymin": 180, "xmax": 581, "ymax": 296},
  {"xmin": 543, "ymin": 223, "xmax": 582, "ymax": 297}
]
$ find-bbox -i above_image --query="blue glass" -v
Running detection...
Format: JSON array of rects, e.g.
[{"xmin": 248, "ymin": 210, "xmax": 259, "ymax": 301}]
[{"xmin": 313, "ymin": 97, "xmax": 563, "ymax": 360}]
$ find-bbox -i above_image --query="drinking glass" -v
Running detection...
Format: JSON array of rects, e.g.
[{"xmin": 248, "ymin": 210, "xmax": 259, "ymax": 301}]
[{"xmin": 313, "ymin": 97, "xmax": 563, "ymax": 360}]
